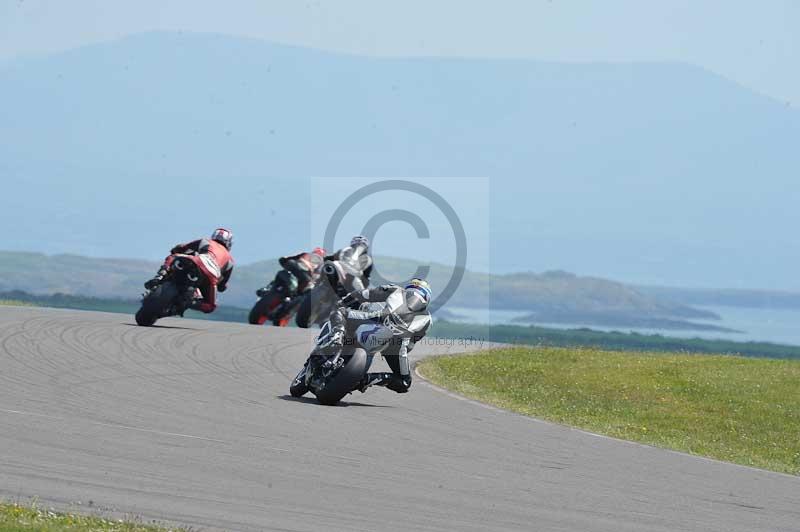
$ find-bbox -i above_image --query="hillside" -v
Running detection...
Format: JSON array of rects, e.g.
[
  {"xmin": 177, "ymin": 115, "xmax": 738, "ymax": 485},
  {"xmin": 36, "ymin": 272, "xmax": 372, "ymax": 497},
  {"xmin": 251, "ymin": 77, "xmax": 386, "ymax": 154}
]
[
  {"xmin": 1, "ymin": 31, "xmax": 799, "ymax": 288},
  {"xmin": 638, "ymin": 286, "xmax": 800, "ymax": 310},
  {"xmin": 0, "ymin": 250, "xmax": 715, "ymax": 329}
]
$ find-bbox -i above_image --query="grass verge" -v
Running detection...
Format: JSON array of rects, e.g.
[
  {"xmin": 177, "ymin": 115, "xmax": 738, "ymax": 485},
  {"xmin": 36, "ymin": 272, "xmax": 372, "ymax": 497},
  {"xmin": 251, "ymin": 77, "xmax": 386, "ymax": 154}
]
[
  {"xmin": 0, "ymin": 300, "xmax": 37, "ymax": 307},
  {"xmin": 418, "ymin": 346, "xmax": 800, "ymax": 474},
  {"xmin": 0, "ymin": 502, "xmax": 184, "ymax": 532}
]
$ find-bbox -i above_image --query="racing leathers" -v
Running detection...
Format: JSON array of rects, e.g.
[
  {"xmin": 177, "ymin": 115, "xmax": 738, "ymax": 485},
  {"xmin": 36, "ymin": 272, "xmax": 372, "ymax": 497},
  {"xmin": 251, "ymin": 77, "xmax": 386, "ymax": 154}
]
[
  {"xmin": 324, "ymin": 243, "xmax": 373, "ymax": 295},
  {"xmin": 262, "ymin": 251, "xmax": 323, "ymax": 318},
  {"xmin": 329, "ymin": 284, "xmax": 432, "ymax": 393},
  {"xmin": 278, "ymin": 252, "xmax": 321, "ymax": 293},
  {"xmin": 146, "ymin": 238, "xmax": 234, "ymax": 313}
]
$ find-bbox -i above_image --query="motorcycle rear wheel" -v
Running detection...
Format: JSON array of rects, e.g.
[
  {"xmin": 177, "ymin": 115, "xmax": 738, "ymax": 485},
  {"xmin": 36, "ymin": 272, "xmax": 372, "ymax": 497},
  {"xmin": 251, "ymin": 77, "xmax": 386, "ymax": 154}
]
[
  {"xmin": 248, "ymin": 294, "xmax": 279, "ymax": 325},
  {"xmin": 135, "ymin": 282, "xmax": 178, "ymax": 326}
]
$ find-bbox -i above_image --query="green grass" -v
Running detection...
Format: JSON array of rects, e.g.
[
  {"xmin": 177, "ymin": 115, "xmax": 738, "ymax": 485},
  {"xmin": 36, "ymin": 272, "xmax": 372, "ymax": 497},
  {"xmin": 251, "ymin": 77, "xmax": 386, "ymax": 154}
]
[
  {"xmin": 430, "ymin": 320, "xmax": 800, "ymax": 359},
  {"xmin": 419, "ymin": 347, "xmax": 800, "ymax": 474},
  {"xmin": 0, "ymin": 300, "xmax": 37, "ymax": 307},
  {"xmin": 0, "ymin": 502, "xmax": 184, "ymax": 532}
]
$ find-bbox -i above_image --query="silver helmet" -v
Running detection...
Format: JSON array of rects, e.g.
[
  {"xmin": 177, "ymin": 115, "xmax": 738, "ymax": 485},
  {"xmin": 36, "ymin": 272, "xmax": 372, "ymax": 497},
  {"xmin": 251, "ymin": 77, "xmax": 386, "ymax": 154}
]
[{"xmin": 404, "ymin": 278, "xmax": 432, "ymax": 312}]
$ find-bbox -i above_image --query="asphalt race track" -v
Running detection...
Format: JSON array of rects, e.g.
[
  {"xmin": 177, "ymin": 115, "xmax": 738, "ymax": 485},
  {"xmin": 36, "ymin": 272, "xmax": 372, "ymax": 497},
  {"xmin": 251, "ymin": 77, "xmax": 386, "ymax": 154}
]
[{"xmin": 0, "ymin": 307, "xmax": 798, "ymax": 532}]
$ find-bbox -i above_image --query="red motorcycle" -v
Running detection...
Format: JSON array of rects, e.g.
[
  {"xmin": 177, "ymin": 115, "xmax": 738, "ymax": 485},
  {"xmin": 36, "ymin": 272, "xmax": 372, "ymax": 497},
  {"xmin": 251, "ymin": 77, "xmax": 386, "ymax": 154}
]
[
  {"xmin": 135, "ymin": 253, "xmax": 218, "ymax": 326},
  {"xmin": 248, "ymin": 269, "xmax": 301, "ymax": 326}
]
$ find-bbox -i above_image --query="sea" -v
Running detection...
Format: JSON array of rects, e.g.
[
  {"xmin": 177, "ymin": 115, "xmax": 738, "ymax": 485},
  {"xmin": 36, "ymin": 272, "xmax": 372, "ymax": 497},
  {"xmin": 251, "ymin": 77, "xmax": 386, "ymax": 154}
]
[{"xmin": 442, "ymin": 305, "xmax": 800, "ymax": 347}]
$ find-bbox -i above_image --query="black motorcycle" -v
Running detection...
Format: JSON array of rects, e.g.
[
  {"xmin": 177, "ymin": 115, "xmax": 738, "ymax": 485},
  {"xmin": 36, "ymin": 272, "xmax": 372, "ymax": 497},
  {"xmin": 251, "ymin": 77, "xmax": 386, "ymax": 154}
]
[
  {"xmin": 135, "ymin": 254, "xmax": 205, "ymax": 326},
  {"xmin": 248, "ymin": 269, "xmax": 300, "ymax": 326},
  {"xmin": 295, "ymin": 253, "xmax": 370, "ymax": 328}
]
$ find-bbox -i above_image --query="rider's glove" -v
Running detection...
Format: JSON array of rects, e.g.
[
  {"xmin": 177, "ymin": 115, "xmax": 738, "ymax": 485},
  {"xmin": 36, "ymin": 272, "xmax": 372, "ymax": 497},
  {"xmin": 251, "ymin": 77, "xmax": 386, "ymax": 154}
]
[
  {"xmin": 317, "ymin": 328, "xmax": 344, "ymax": 351},
  {"xmin": 331, "ymin": 329, "xmax": 344, "ymax": 347},
  {"xmin": 339, "ymin": 291, "xmax": 361, "ymax": 308},
  {"xmin": 335, "ymin": 285, "xmax": 349, "ymax": 298}
]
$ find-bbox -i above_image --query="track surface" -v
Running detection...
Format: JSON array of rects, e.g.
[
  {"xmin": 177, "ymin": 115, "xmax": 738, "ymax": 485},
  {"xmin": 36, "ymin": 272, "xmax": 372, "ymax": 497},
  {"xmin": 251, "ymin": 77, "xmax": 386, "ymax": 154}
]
[{"xmin": 0, "ymin": 307, "xmax": 798, "ymax": 532}]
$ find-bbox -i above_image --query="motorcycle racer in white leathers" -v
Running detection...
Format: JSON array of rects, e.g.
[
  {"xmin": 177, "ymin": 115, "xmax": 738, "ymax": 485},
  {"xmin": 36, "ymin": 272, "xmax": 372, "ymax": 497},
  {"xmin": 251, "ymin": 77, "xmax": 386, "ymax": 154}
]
[
  {"xmin": 327, "ymin": 278, "xmax": 432, "ymax": 393},
  {"xmin": 323, "ymin": 235, "xmax": 373, "ymax": 295}
]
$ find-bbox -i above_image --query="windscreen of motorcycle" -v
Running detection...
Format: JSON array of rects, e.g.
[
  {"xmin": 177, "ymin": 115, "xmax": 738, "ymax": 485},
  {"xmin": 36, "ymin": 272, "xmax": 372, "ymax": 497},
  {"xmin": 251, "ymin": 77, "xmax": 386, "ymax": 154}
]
[{"xmin": 355, "ymin": 323, "xmax": 394, "ymax": 354}]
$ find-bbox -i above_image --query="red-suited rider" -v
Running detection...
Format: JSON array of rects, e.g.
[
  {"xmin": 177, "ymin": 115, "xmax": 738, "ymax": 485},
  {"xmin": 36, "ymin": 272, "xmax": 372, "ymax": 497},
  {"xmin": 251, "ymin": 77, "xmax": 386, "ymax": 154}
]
[{"xmin": 144, "ymin": 228, "xmax": 235, "ymax": 313}]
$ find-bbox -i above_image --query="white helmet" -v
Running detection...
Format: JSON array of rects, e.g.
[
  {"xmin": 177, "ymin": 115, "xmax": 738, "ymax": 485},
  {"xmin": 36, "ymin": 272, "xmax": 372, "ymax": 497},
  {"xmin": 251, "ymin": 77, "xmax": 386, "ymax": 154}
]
[
  {"xmin": 350, "ymin": 235, "xmax": 369, "ymax": 249},
  {"xmin": 211, "ymin": 227, "xmax": 233, "ymax": 250}
]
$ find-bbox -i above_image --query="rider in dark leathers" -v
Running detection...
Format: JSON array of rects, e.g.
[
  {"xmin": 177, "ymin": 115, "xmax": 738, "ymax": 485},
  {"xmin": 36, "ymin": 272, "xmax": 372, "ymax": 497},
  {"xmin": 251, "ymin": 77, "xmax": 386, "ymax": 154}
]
[
  {"xmin": 257, "ymin": 247, "xmax": 325, "ymax": 297},
  {"xmin": 256, "ymin": 247, "xmax": 326, "ymax": 321}
]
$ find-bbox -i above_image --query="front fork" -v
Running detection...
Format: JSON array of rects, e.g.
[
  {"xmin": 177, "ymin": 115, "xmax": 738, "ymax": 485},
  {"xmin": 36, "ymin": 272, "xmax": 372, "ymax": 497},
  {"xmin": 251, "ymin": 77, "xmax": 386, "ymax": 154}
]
[{"xmin": 303, "ymin": 345, "xmax": 344, "ymax": 388}]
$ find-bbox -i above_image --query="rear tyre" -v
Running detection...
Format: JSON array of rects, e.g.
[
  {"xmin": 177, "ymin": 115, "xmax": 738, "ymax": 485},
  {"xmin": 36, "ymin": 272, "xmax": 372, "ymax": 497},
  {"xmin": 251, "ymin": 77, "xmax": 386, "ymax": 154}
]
[
  {"xmin": 248, "ymin": 295, "xmax": 277, "ymax": 325},
  {"xmin": 135, "ymin": 283, "xmax": 178, "ymax": 326},
  {"xmin": 315, "ymin": 348, "xmax": 368, "ymax": 406},
  {"xmin": 273, "ymin": 314, "xmax": 291, "ymax": 327}
]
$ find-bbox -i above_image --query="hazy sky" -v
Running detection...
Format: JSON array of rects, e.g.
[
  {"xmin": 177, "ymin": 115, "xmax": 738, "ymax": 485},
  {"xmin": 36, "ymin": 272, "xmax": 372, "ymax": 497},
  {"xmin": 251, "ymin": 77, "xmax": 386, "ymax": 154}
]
[{"xmin": 1, "ymin": 0, "xmax": 798, "ymax": 105}]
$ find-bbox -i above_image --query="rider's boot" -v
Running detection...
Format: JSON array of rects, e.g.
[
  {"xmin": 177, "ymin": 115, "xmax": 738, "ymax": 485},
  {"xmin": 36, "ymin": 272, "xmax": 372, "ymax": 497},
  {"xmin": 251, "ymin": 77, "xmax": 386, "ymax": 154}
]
[
  {"xmin": 357, "ymin": 372, "xmax": 391, "ymax": 393},
  {"xmin": 144, "ymin": 268, "xmax": 168, "ymax": 290},
  {"xmin": 358, "ymin": 373, "xmax": 411, "ymax": 393},
  {"xmin": 256, "ymin": 286, "xmax": 270, "ymax": 298}
]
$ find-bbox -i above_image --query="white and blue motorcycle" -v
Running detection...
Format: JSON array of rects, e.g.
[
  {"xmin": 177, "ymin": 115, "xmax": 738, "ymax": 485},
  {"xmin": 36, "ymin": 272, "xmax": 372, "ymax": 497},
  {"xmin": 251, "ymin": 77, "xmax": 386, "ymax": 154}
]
[{"xmin": 289, "ymin": 290, "xmax": 424, "ymax": 405}]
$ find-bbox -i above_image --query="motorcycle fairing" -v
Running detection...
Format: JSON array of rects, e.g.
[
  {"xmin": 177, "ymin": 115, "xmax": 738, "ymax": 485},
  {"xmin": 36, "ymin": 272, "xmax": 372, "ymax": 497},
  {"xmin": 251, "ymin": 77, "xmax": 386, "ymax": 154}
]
[{"xmin": 355, "ymin": 323, "xmax": 394, "ymax": 354}]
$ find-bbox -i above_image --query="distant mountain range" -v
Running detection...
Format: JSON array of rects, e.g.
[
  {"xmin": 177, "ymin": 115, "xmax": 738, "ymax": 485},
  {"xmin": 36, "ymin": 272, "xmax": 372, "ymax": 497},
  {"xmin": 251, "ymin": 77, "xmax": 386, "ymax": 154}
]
[
  {"xmin": 0, "ymin": 249, "xmax": 769, "ymax": 332},
  {"xmin": 2, "ymin": 31, "xmax": 799, "ymax": 289}
]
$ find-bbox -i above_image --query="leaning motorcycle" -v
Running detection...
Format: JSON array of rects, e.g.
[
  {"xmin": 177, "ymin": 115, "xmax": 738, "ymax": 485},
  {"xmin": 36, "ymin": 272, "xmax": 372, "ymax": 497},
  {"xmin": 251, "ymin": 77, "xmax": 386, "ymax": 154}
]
[
  {"xmin": 135, "ymin": 253, "xmax": 212, "ymax": 326},
  {"xmin": 248, "ymin": 269, "xmax": 300, "ymax": 326},
  {"xmin": 290, "ymin": 290, "xmax": 413, "ymax": 405},
  {"xmin": 288, "ymin": 320, "xmax": 384, "ymax": 405}
]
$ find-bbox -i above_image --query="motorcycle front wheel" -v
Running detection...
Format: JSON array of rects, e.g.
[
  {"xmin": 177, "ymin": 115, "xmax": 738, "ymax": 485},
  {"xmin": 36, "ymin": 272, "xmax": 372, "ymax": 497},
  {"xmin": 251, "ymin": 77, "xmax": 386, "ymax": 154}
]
[
  {"xmin": 314, "ymin": 347, "xmax": 368, "ymax": 406},
  {"xmin": 289, "ymin": 365, "xmax": 309, "ymax": 397}
]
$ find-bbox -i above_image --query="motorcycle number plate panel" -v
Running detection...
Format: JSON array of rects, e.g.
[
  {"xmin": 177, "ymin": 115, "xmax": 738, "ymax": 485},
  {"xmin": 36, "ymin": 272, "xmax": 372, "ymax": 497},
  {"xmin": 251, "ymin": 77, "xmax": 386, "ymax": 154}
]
[
  {"xmin": 199, "ymin": 254, "xmax": 222, "ymax": 280},
  {"xmin": 355, "ymin": 323, "xmax": 394, "ymax": 354}
]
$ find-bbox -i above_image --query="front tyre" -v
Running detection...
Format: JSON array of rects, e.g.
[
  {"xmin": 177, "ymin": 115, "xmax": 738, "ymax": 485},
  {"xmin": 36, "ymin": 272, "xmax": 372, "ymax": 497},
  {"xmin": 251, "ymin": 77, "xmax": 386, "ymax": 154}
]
[
  {"xmin": 315, "ymin": 348, "xmax": 368, "ymax": 406},
  {"xmin": 289, "ymin": 366, "xmax": 309, "ymax": 397}
]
